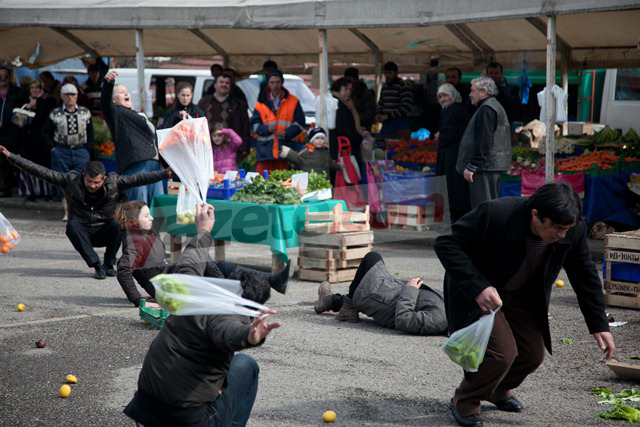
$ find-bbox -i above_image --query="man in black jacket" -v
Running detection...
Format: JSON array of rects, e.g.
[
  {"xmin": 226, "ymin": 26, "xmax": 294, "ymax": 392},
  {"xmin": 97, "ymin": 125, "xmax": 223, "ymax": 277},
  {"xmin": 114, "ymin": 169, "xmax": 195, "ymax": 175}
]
[
  {"xmin": 434, "ymin": 183, "xmax": 615, "ymax": 427},
  {"xmin": 124, "ymin": 202, "xmax": 281, "ymax": 427},
  {"xmin": 0, "ymin": 144, "xmax": 170, "ymax": 279}
]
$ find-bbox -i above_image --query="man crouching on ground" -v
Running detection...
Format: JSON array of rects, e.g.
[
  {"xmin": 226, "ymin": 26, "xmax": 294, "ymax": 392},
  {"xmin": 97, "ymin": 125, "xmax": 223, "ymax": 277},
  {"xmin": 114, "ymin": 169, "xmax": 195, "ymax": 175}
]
[{"xmin": 123, "ymin": 202, "xmax": 281, "ymax": 427}]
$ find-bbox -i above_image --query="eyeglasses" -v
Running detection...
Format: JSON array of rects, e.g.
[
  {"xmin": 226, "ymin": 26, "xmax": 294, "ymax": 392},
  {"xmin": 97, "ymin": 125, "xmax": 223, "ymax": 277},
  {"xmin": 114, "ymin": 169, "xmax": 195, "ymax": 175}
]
[{"xmin": 62, "ymin": 93, "xmax": 78, "ymax": 96}]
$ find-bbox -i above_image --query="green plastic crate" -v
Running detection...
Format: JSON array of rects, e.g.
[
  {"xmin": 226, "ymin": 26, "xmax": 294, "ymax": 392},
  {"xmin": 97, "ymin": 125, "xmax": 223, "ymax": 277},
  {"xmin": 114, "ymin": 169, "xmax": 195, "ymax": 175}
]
[{"xmin": 139, "ymin": 299, "xmax": 169, "ymax": 329}]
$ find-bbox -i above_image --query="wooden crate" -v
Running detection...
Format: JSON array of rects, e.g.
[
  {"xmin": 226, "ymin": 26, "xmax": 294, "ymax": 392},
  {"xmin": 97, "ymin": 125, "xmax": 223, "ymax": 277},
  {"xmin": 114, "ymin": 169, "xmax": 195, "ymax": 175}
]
[
  {"xmin": 386, "ymin": 203, "xmax": 433, "ymax": 231},
  {"xmin": 304, "ymin": 204, "xmax": 369, "ymax": 234},
  {"xmin": 603, "ymin": 231, "xmax": 640, "ymax": 309},
  {"xmin": 297, "ymin": 230, "xmax": 373, "ymax": 283}
]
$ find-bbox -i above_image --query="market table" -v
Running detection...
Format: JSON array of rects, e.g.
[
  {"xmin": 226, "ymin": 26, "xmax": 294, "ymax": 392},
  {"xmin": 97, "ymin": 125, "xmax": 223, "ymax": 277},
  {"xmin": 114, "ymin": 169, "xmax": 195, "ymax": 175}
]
[
  {"xmin": 150, "ymin": 195, "xmax": 347, "ymax": 270},
  {"xmin": 499, "ymin": 170, "xmax": 640, "ymax": 229}
]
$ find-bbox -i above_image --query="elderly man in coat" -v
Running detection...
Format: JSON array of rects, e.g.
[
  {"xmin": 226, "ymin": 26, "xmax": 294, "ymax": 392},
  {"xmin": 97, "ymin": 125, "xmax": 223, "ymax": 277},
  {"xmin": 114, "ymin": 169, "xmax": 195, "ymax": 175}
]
[
  {"xmin": 434, "ymin": 183, "xmax": 614, "ymax": 427},
  {"xmin": 314, "ymin": 252, "xmax": 448, "ymax": 335}
]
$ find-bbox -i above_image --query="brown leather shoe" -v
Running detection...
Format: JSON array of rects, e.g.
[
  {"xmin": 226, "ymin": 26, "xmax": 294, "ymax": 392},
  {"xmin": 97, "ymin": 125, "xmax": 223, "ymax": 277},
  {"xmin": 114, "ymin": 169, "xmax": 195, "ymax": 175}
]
[
  {"xmin": 335, "ymin": 296, "xmax": 360, "ymax": 322},
  {"xmin": 314, "ymin": 281, "xmax": 333, "ymax": 314}
]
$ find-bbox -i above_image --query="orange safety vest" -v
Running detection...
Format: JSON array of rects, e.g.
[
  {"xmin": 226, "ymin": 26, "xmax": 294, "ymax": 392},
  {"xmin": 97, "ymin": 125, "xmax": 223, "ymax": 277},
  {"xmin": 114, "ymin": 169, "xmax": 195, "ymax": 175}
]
[{"xmin": 254, "ymin": 94, "xmax": 300, "ymax": 159}]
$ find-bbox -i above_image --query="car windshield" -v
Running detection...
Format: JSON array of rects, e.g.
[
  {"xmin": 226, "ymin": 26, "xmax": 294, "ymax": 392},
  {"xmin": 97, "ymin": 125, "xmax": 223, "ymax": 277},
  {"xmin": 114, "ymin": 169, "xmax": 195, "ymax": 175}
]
[{"xmin": 237, "ymin": 76, "xmax": 316, "ymax": 116}]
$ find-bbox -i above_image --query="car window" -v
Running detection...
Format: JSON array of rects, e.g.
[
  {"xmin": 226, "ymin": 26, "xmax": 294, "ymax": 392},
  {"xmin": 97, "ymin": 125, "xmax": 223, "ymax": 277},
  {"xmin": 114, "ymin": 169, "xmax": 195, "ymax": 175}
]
[
  {"xmin": 236, "ymin": 77, "xmax": 316, "ymax": 115},
  {"xmin": 202, "ymin": 78, "xmax": 215, "ymax": 98}
]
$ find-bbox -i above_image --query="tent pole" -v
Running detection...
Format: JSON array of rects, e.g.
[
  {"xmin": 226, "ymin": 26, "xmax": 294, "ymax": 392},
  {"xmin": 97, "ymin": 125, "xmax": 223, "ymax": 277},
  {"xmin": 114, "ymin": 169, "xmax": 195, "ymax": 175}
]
[
  {"xmin": 135, "ymin": 29, "xmax": 146, "ymax": 113},
  {"xmin": 374, "ymin": 52, "xmax": 382, "ymax": 103},
  {"xmin": 318, "ymin": 29, "xmax": 328, "ymax": 131},
  {"xmin": 544, "ymin": 16, "xmax": 556, "ymax": 184},
  {"xmin": 561, "ymin": 50, "xmax": 569, "ymax": 124}
]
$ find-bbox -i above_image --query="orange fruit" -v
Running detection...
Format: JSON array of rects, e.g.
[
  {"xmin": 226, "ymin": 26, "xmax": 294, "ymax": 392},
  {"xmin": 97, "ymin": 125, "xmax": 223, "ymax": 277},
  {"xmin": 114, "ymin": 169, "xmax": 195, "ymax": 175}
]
[
  {"xmin": 0, "ymin": 235, "xmax": 8, "ymax": 243},
  {"xmin": 10, "ymin": 231, "xmax": 19, "ymax": 240},
  {"xmin": 1, "ymin": 245, "xmax": 9, "ymax": 254},
  {"xmin": 6, "ymin": 243, "xmax": 13, "ymax": 250}
]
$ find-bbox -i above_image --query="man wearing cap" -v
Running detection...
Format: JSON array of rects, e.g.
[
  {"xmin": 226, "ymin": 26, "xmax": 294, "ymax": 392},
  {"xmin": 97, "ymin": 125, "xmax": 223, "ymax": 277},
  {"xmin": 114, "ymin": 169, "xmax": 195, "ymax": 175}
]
[
  {"xmin": 43, "ymin": 83, "xmax": 95, "ymax": 220},
  {"xmin": 251, "ymin": 70, "xmax": 305, "ymax": 175}
]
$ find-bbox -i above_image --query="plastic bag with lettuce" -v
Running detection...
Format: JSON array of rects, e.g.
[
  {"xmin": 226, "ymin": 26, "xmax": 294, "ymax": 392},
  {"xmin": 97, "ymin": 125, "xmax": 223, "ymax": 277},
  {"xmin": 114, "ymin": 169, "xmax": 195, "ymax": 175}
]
[
  {"xmin": 151, "ymin": 273, "xmax": 269, "ymax": 316},
  {"xmin": 441, "ymin": 308, "xmax": 499, "ymax": 372}
]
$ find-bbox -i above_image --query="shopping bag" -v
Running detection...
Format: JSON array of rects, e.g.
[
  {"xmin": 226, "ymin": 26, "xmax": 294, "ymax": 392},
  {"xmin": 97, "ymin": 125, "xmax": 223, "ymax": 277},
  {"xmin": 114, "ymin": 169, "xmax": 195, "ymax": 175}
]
[
  {"xmin": 521, "ymin": 170, "xmax": 585, "ymax": 198},
  {"xmin": 337, "ymin": 136, "xmax": 361, "ymax": 184},
  {"xmin": 0, "ymin": 212, "xmax": 22, "ymax": 255},
  {"xmin": 366, "ymin": 162, "xmax": 382, "ymax": 213},
  {"xmin": 11, "ymin": 105, "xmax": 35, "ymax": 128},
  {"xmin": 157, "ymin": 118, "xmax": 213, "ymax": 222},
  {"xmin": 151, "ymin": 273, "xmax": 269, "ymax": 316},
  {"xmin": 334, "ymin": 167, "xmax": 366, "ymax": 210},
  {"xmin": 441, "ymin": 308, "xmax": 499, "ymax": 372}
]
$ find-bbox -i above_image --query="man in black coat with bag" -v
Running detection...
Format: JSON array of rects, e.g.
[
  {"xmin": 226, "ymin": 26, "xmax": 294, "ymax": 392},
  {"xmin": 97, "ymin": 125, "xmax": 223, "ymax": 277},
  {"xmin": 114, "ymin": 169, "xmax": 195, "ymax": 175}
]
[{"xmin": 434, "ymin": 183, "xmax": 615, "ymax": 427}]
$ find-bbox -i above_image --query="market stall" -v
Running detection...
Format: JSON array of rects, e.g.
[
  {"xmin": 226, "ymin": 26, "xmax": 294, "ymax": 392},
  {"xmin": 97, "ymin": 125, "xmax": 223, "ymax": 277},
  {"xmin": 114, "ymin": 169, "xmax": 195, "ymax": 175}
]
[
  {"xmin": 151, "ymin": 195, "xmax": 346, "ymax": 269},
  {"xmin": 502, "ymin": 125, "xmax": 640, "ymax": 230}
]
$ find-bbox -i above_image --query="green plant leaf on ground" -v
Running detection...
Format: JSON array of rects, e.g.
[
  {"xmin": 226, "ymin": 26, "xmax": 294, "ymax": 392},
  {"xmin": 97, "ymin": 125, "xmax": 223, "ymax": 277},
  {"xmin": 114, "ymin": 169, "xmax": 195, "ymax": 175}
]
[{"xmin": 560, "ymin": 338, "xmax": 573, "ymax": 344}]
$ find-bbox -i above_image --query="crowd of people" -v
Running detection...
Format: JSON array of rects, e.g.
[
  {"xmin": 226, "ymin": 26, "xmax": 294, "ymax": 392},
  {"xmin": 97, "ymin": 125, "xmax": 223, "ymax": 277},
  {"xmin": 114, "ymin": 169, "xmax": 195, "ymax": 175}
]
[{"xmin": 0, "ymin": 58, "xmax": 616, "ymax": 427}]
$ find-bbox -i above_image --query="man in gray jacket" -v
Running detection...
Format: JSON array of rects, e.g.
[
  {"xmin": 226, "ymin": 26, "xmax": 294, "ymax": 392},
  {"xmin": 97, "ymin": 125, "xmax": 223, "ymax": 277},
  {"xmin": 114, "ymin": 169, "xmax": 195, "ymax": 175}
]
[
  {"xmin": 456, "ymin": 76, "xmax": 512, "ymax": 208},
  {"xmin": 314, "ymin": 252, "xmax": 447, "ymax": 335}
]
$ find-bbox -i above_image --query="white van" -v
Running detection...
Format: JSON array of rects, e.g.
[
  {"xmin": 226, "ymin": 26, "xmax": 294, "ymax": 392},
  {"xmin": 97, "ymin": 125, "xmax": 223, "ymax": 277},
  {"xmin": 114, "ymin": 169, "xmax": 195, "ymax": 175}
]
[
  {"xmin": 110, "ymin": 68, "xmax": 317, "ymax": 124},
  {"xmin": 599, "ymin": 68, "xmax": 640, "ymax": 133}
]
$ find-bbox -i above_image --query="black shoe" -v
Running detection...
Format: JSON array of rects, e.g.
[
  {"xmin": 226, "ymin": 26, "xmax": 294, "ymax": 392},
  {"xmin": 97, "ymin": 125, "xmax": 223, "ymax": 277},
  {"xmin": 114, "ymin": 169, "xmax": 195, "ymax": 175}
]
[
  {"xmin": 94, "ymin": 264, "xmax": 106, "ymax": 280},
  {"xmin": 492, "ymin": 396, "xmax": 524, "ymax": 413},
  {"xmin": 104, "ymin": 265, "xmax": 116, "ymax": 277},
  {"xmin": 235, "ymin": 260, "xmax": 290, "ymax": 295},
  {"xmin": 450, "ymin": 400, "xmax": 483, "ymax": 427}
]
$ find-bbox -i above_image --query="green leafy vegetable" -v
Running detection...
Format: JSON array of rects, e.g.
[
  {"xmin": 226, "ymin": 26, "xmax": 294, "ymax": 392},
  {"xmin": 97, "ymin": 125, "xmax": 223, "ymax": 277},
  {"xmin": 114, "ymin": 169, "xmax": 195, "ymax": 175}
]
[
  {"xmin": 307, "ymin": 171, "xmax": 331, "ymax": 192},
  {"xmin": 593, "ymin": 387, "xmax": 640, "ymax": 405},
  {"xmin": 593, "ymin": 125, "xmax": 622, "ymax": 145},
  {"xmin": 560, "ymin": 338, "xmax": 573, "ymax": 344},
  {"xmin": 231, "ymin": 176, "xmax": 302, "ymax": 205},
  {"xmin": 442, "ymin": 342, "xmax": 485, "ymax": 372},
  {"xmin": 630, "ymin": 356, "xmax": 640, "ymax": 360},
  {"xmin": 596, "ymin": 404, "xmax": 640, "ymax": 423}
]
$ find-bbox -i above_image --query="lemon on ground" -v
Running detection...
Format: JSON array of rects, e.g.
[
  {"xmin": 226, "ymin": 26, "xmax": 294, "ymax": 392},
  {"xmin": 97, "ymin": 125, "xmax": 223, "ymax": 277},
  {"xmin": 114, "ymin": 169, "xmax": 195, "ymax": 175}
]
[
  {"xmin": 59, "ymin": 385, "xmax": 71, "ymax": 398},
  {"xmin": 66, "ymin": 374, "xmax": 78, "ymax": 384},
  {"xmin": 556, "ymin": 280, "xmax": 565, "ymax": 287},
  {"xmin": 17, "ymin": 304, "xmax": 25, "ymax": 312},
  {"xmin": 322, "ymin": 410, "xmax": 336, "ymax": 423}
]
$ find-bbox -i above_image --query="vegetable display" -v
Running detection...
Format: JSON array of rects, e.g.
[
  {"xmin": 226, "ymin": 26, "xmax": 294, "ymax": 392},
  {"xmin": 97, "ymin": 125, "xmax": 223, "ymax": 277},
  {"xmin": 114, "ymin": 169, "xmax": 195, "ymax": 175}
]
[{"xmin": 231, "ymin": 176, "xmax": 302, "ymax": 205}]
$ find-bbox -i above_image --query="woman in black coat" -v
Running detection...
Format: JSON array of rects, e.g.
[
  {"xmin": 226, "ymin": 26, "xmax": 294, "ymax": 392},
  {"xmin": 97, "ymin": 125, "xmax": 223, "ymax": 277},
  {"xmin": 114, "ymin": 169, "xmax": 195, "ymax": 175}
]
[
  {"xmin": 18, "ymin": 79, "xmax": 56, "ymax": 200},
  {"xmin": 158, "ymin": 82, "xmax": 205, "ymax": 129},
  {"xmin": 329, "ymin": 77, "xmax": 365, "ymax": 179},
  {"xmin": 435, "ymin": 83, "xmax": 470, "ymax": 223}
]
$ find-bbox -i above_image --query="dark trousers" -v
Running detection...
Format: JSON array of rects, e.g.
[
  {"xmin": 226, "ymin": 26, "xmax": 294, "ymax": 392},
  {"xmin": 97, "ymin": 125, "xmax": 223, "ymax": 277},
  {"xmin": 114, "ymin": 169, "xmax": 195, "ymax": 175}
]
[
  {"xmin": 330, "ymin": 251, "xmax": 383, "ymax": 312},
  {"xmin": 469, "ymin": 171, "xmax": 501, "ymax": 209},
  {"xmin": 66, "ymin": 219, "xmax": 123, "ymax": 268},
  {"xmin": 205, "ymin": 354, "xmax": 260, "ymax": 426},
  {"xmin": 453, "ymin": 291, "xmax": 545, "ymax": 416}
]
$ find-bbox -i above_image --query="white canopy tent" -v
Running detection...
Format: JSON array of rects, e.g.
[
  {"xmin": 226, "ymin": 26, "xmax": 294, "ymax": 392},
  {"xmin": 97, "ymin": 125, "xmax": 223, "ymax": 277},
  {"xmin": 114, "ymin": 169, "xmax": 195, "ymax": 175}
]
[{"xmin": 2, "ymin": 0, "xmax": 639, "ymax": 181}]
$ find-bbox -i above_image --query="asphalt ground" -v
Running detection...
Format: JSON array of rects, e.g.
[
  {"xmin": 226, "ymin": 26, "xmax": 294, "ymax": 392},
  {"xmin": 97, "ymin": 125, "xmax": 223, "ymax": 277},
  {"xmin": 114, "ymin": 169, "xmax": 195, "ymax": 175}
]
[{"xmin": 0, "ymin": 199, "xmax": 638, "ymax": 427}]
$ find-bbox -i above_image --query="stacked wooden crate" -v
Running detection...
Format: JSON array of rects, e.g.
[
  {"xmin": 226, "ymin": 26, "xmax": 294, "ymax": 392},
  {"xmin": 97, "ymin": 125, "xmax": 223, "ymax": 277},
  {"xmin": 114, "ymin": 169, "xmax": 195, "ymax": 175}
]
[
  {"xmin": 603, "ymin": 230, "xmax": 640, "ymax": 309},
  {"xmin": 298, "ymin": 205, "xmax": 373, "ymax": 283}
]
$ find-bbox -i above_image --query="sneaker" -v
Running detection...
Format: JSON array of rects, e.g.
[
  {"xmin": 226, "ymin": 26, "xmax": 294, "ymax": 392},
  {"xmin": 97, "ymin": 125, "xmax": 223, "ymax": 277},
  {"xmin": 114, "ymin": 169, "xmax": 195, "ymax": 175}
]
[
  {"xmin": 104, "ymin": 265, "xmax": 116, "ymax": 277},
  {"xmin": 313, "ymin": 281, "xmax": 333, "ymax": 314},
  {"xmin": 94, "ymin": 264, "xmax": 106, "ymax": 280},
  {"xmin": 336, "ymin": 296, "xmax": 360, "ymax": 322}
]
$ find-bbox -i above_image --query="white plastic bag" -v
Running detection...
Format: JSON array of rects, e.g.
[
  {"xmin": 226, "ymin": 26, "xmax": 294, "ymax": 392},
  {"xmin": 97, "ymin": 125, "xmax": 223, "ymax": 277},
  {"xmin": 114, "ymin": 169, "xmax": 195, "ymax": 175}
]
[
  {"xmin": 157, "ymin": 118, "xmax": 213, "ymax": 223},
  {"xmin": 151, "ymin": 274, "xmax": 269, "ymax": 316},
  {"xmin": 441, "ymin": 308, "xmax": 499, "ymax": 372},
  {"xmin": 0, "ymin": 212, "xmax": 21, "ymax": 255},
  {"xmin": 315, "ymin": 91, "xmax": 339, "ymax": 130}
]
